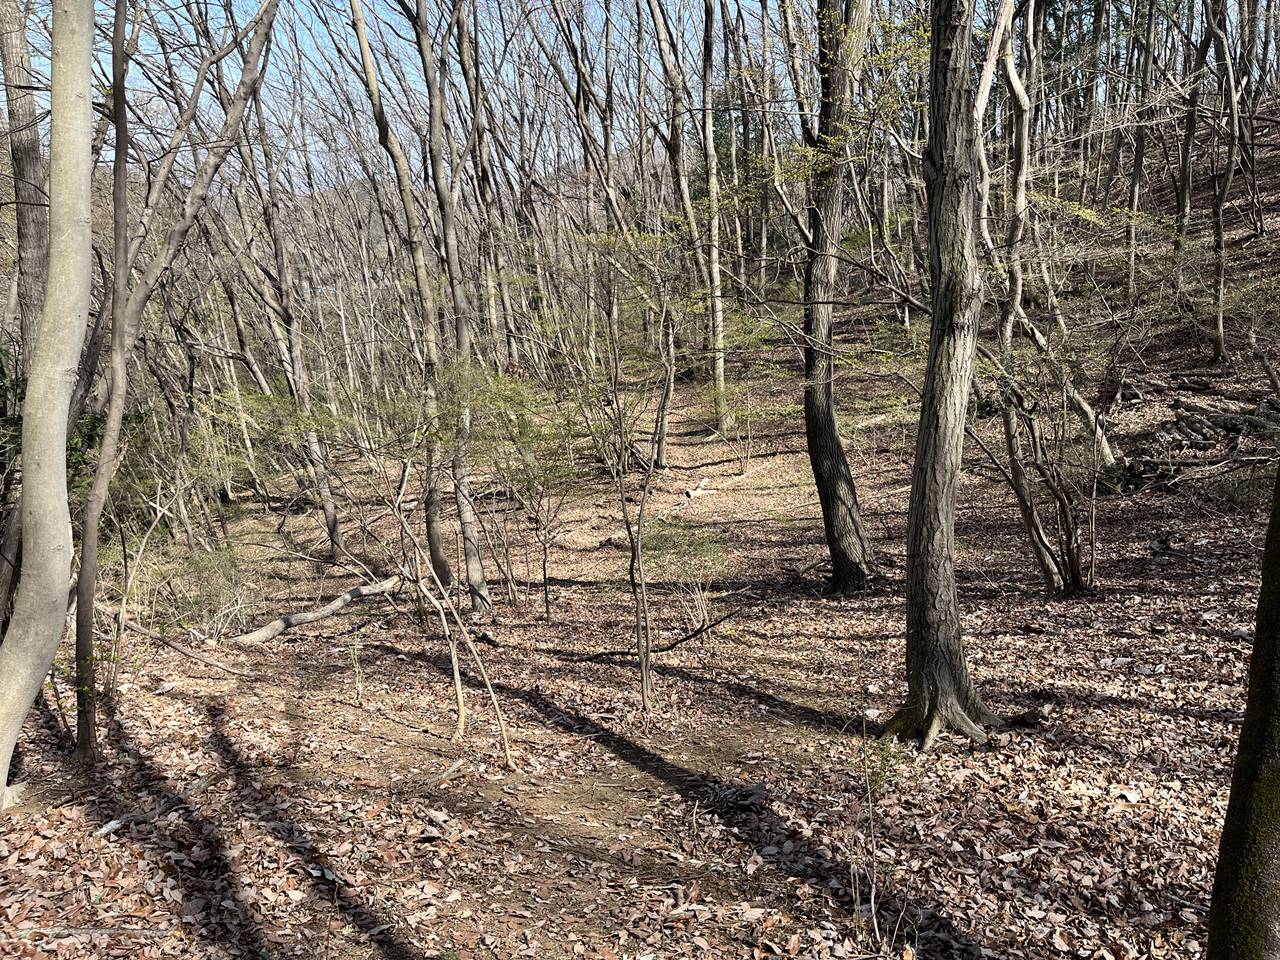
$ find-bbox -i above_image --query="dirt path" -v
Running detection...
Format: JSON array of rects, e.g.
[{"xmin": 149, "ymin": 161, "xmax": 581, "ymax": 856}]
[{"xmin": 0, "ymin": 365, "xmax": 1259, "ymax": 960}]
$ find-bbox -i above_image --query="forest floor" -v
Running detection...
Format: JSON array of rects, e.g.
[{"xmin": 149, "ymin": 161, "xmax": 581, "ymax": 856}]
[{"xmin": 0, "ymin": 324, "xmax": 1272, "ymax": 960}]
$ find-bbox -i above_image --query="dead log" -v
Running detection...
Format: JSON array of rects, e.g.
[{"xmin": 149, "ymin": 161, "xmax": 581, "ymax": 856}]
[{"xmin": 231, "ymin": 575, "xmax": 402, "ymax": 645}]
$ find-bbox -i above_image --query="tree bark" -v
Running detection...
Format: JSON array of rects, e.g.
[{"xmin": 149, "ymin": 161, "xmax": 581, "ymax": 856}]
[
  {"xmin": 0, "ymin": 0, "xmax": 94, "ymax": 807},
  {"xmin": 71, "ymin": 0, "xmax": 279, "ymax": 763},
  {"xmin": 1206, "ymin": 470, "xmax": 1280, "ymax": 956},
  {"xmin": 399, "ymin": 0, "xmax": 491, "ymax": 612},
  {"xmin": 0, "ymin": 0, "xmax": 48, "ymax": 363},
  {"xmin": 347, "ymin": 0, "xmax": 453, "ymax": 588},
  {"xmin": 803, "ymin": 0, "xmax": 875, "ymax": 594},
  {"xmin": 882, "ymin": 0, "xmax": 995, "ymax": 748}
]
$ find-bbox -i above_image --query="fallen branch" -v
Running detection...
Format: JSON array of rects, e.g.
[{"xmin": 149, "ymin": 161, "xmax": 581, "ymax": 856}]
[
  {"xmin": 231, "ymin": 575, "xmax": 402, "ymax": 645},
  {"xmin": 105, "ymin": 609, "xmax": 251, "ymax": 678},
  {"xmin": 94, "ymin": 770, "xmax": 233, "ymax": 837},
  {"xmin": 582, "ymin": 603, "xmax": 751, "ymax": 662},
  {"xmin": 2, "ymin": 927, "xmax": 172, "ymax": 941}
]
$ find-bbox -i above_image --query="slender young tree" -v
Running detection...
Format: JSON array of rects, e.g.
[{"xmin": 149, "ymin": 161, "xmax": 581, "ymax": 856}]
[
  {"xmin": 0, "ymin": 0, "xmax": 94, "ymax": 807},
  {"xmin": 345, "ymin": 0, "xmax": 454, "ymax": 586},
  {"xmin": 1206, "ymin": 474, "xmax": 1280, "ymax": 956},
  {"xmin": 882, "ymin": 0, "xmax": 996, "ymax": 748},
  {"xmin": 71, "ymin": 0, "xmax": 280, "ymax": 762}
]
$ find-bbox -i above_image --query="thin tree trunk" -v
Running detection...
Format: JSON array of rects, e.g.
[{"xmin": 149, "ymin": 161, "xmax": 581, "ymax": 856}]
[
  {"xmin": 72, "ymin": 0, "xmax": 132, "ymax": 764},
  {"xmin": 348, "ymin": 0, "xmax": 453, "ymax": 587},
  {"xmin": 996, "ymin": 9, "xmax": 1067, "ymax": 596},
  {"xmin": 400, "ymin": 0, "xmax": 491, "ymax": 611},
  {"xmin": 702, "ymin": 0, "xmax": 729, "ymax": 431},
  {"xmin": 71, "ymin": 0, "xmax": 279, "ymax": 762},
  {"xmin": 1206, "ymin": 0, "xmax": 1239, "ymax": 363},
  {"xmin": 0, "ymin": 0, "xmax": 94, "ymax": 807},
  {"xmin": 0, "ymin": 0, "xmax": 48, "ymax": 364}
]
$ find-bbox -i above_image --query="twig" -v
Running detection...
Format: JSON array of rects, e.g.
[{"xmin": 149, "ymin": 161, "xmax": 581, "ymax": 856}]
[
  {"xmin": 106, "ymin": 609, "xmax": 252, "ymax": 678},
  {"xmin": 583, "ymin": 603, "xmax": 751, "ymax": 662}
]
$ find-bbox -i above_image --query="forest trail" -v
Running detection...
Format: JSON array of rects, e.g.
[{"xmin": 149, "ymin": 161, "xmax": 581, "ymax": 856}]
[{"xmin": 0, "ymin": 359, "xmax": 1260, "ymax": 960}]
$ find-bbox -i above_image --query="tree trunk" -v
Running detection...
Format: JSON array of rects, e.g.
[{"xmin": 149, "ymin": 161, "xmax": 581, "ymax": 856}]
[
  {"xmin": 73, "ymin": 0, "xmax": 132, "ymax": 765},
  {"xmin": 0, "ymin": 0, "xmax": 94, "ymax": 808},
  {"xmin": 349, "ymin": 0, "xmax": 453, "ymax": 587},
  {"xmin": 0, "ymin": 0, "xmax": 48, "ymax": 363},
  {"xmin": 71, "ymin": 0, "xmax": 279, "ymax": 762},
  {"xmin": 882, "ymin": 0, "xmax": 996, "ymax": 749},
  {"xmin": 1206, "ymin": 0, "xmax": 1238, "ymax": 364},
  {"xmin": 803, "ymin": 0, "xmax": 875, "ymax": 594},
  {"xmin": 702, "ymin": 0, "xmax": 729, "ymax": 431},
  {"xmin": 1206, "ymin": 469, "xmax": 1280, "ymax": 956},
  {"xmin": 403, "ymin": 0, "xmax": 491, "ymax": 612}
]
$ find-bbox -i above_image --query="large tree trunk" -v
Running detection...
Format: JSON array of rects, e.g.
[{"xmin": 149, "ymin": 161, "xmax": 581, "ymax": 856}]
[
  {"xmin": 882, "ymin": 0, "xmax": 995, "ymax": 749},
  {"xmin": 0, "ymin": 0, "xmax": 94, "ymax": 808},
  {"xmin": 1206, "ymin": 470, "xmax": 1280, "ymax": 956},
  {"xmin": 803, "ymin": 0, "xmax": 875, "ymax": 595}
]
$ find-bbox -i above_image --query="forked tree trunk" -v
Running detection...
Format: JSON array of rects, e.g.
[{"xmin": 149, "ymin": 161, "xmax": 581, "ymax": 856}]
[
  {"xmin": 803, "ymin": 0, "xmax": 875, "ymax": 594},
  {"xmin": 72, "ymin": 0, "xmax": 279, "ymax": 762},
  {"xmin": 0, "ymin": 0, "xmax": 94, "ymax": 808},
  {"xmin": 403, "ymin": 0, "xmax": 491, "ymax": 612},
  {"xmin": 995, "ymin": 11, "xmax": 1068, "ymax": 597},
  {"xmin": 1206, "ymin": 468, "xmax": 1280, "ymax": 956},
  {"xmin": 882, "ymin": 0, "xmax": 996, "ymax": 749}
]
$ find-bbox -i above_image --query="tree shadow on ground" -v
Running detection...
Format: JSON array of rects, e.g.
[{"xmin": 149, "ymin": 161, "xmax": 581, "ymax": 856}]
[
  {"xmin": 36, "ymin": 694, "xmax": 426, "ymax": 959},
  {"xmin": 72, "ymin": 714, "xmax": 274, "ymax": 958},
  {"xmin": 202, "ymin": 701, "xmax": 429, "ymax": 960},
  {"xmin": 367, "ymin": 641, "xmax": 991, "ymax": 958}
]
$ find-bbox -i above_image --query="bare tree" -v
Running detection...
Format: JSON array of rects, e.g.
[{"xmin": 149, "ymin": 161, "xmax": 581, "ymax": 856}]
[
  {"xmin": 882, "ymin": 0, "xmax": 997, "ymax": 748},
  {"xmin": 802, "ymin": 0, "xmax": 875, "ymax": 594},
  {"xmin": 71, "ymin": 0, "xmax": 280, "ymax": 762},
  {"xmin": 0, "ymin": 0, "xmax": 94, "ymax": 807}
]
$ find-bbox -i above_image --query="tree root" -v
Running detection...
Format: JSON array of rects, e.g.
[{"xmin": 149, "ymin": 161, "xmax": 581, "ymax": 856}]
[
  {"xmin": 1, "ymin": 782, "xmax": 27, "ymax": 811},
  {"xmin": 880, "ymin": 698, "xmax": 1002, "ymax": 751}
]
